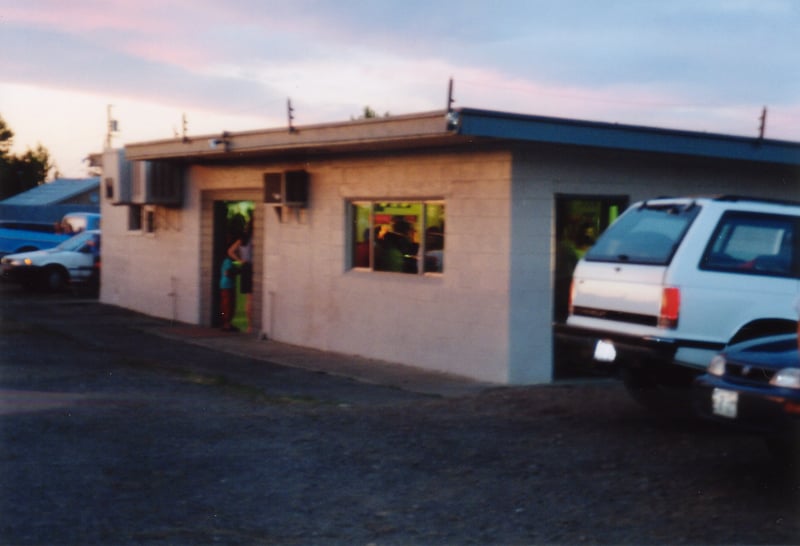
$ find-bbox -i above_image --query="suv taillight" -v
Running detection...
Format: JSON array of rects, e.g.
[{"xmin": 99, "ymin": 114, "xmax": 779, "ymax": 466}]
[
  {"xmin": 568, "ymin": 279, "xmax": 576, "ymax": 316},
  {"xmin": 659, "ymin": 287, "xmax": 680, "ymax": 329}
]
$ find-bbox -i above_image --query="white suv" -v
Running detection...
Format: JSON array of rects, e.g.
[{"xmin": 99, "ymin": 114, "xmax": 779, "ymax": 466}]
[{"xmin": 556, "ymin": 196, "xmax": 799, "ymax": 404}]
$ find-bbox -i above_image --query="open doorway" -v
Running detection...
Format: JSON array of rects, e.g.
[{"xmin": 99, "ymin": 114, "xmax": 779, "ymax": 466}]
[
  {"xmin": 212, "ymin": 200, "xmax": 255, "ymax": 331},
  {"xmin": 553, "ymin": 194, "xmax": 628, "ymax": 378}
]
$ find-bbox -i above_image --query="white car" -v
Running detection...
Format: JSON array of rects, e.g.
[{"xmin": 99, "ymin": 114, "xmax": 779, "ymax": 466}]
[
  {"xmin": 0, "ymin": 230, "xmax": 101, "ymax": 291},
  {"xmin": 555, "ymin": 196, "xmax": 800, "ymax": 407}
]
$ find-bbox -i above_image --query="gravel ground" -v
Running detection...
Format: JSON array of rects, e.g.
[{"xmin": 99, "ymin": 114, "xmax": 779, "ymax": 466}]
[{"xmin": 1, "ymin": 286, "xmax": 799, "ymax": 545}]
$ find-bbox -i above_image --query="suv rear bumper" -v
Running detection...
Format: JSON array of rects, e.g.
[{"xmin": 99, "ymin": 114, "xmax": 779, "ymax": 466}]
[{"xmin": 553, "ymin": 322, "xmax": 680, "ymax": 370}]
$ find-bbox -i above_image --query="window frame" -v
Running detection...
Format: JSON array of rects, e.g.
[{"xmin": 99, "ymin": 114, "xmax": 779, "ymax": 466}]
[
  {"xmin": 348, "ymin": 199, "xmax": 445, "ymax": 275},
  {"xmin": 127, "ymin": 204, "xmax": 143, "ymax": 232}
]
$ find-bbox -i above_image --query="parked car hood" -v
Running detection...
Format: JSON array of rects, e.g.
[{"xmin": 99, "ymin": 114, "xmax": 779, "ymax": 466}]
[
  {"xmin": 2, "ymin": 248, "xmax": 58, "ymax": 262},
  {"xmin": 723, "ymin": 334, "xmax": 799, "ymax": 370}
]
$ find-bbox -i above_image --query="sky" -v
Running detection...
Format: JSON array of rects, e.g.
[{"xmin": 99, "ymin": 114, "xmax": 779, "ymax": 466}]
[{"xmin": 1, "ymin": 0, "xmax": 799, "ymax": 178}]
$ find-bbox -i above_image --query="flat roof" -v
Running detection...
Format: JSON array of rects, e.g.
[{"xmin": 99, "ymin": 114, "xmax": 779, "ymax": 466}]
[
  {"xmin": 124, "ymin": 107, "xmax": 800, "ymax": 167},
  {"xmin": 456, "ymin": 108, "xmax": 800, "ymax": 166}
]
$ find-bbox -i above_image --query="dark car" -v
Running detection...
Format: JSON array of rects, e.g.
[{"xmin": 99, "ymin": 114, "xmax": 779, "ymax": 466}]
[{"xmin": 694, "ymin": 333, "xmax": 800, "ymax": 464}]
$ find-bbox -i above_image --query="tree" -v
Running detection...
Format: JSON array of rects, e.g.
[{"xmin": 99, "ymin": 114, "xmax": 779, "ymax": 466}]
[
  {"xmin": 352, "ymin": 106, "xmax": 390, "ymax": 120},
  {"xmin": 0, "ymin": 116, "xmax": 12, "ymax": 156},
  {"xmin": 0, "ymin": 114, "xmax": 55, "ymax": 200}
]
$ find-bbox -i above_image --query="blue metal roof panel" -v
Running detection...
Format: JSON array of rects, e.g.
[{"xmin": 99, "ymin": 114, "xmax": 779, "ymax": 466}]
[
  {"xmin": 0, "ymin": 177, "xmax": 100, "ymax": 206},
  {"xmin": 455, "ymin": 108, "xmax": 800, "ymax": 166}
]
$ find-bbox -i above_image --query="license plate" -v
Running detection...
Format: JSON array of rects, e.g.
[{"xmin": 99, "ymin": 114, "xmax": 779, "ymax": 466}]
[
  {"xmin": 711, "ymin": 388, "xmax": 738, "ymax": 419},
  {"xmin": 593, "ymin": 339, "xmax": 617, "ymax": 362}
]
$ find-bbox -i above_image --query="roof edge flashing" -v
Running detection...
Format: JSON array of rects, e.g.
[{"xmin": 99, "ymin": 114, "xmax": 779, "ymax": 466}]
[
  {"xmin": 125, "ymin": 110, "xmax": 454, "ymax": 161},
  {"xmin": 454, "ymin": 107, "xmax": 800, "ymax": 165},
  {"xmin": 122, "ymin": 106, "xmax": 799, "ymax": 166}
]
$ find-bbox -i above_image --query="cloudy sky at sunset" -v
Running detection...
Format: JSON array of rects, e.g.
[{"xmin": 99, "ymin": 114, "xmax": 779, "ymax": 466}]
[{"xmin": 1, "ymin": 0, "xmax": 798, "ymax": 177}]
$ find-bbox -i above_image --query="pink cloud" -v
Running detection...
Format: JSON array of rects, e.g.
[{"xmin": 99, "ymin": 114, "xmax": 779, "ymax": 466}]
[
  {"xmin": 5, "ymin": 0, "xmax": 206, "ymax": 33},
  {"xmin": 4, "ymin": 0, "xmax": 232, "ymax": 68}
]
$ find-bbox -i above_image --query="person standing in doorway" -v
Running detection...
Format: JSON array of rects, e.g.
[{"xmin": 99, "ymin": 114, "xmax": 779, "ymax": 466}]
[
  {"xmin": 228, "ymin": 224, "xmax": 254, "ymax": 333},
  {"xmin": 219, "ymin": 255, "xmax": 239, "ymax": 332}
]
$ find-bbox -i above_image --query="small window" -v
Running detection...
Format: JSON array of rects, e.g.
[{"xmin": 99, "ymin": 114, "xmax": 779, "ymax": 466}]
[
  {"xmin": 350, "ymin": 200, "xmax": 445, "ymax": 274},
  {"xmin": 104, "ymin": 177, "xmax": 114, "ymax": 200},
  {"xmin": 701, "ymin": 212, "xmax": 796, "ymax": 277},
  {"xmin": 144, "ymin": 207, "xmax": 155, "ymax": 233},
  {"xmin": 128, "ymin": 205, "xmax": 143, "ymax": 231}
]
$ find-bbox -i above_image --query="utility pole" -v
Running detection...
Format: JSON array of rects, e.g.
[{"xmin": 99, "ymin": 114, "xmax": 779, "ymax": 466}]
[
  {"xmin": 287, "ymin": 98, "xmax": 295, "ymax": 133},
  {"xmin": 445, "ymin": 78, "xmax": 459, "ymax": 131},
  {"xmin": 105, "ymin": 104, "xmax": 119, "ymax": 149},
  {"xmin": 447, "ymin": 77, "xmax": 455, "ymax": 113},
  {"xmin": 182, "ymin": 113, "xmax": 189, "ymax": 142},
  {"xmin": 758, "ymin": 106, "xmax": 767, "ymax": 140}
]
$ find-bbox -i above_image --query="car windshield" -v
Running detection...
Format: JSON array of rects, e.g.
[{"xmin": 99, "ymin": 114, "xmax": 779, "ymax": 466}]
[
  {"xmin": 585, "ymin": 202, "xmax": 701, "ymax": 265},
  {"xmin": 55, "ymin": 231, "xmax": 97, "ymax": 252}
]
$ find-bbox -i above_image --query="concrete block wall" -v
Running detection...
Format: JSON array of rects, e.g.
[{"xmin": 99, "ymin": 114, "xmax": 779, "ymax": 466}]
[
  {"xmin": 262, "ymin": 149, "xmax": 515, "ymax": 383},
  {"xmin": 100, "ymin": 184, "xmax": 202, "ymax": 324}
]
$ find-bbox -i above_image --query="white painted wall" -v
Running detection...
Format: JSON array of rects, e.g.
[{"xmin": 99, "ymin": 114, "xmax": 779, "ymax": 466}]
[
  {"xmin": 262, "ymin": 150, "xmax": 515, "ymax": 384},
  {"xmin": 100, "ymin": 176, "xmax": 202, "ymax": 324}
]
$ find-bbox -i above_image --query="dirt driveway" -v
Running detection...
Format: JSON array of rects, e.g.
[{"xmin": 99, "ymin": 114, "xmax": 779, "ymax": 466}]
[{"xmin": 1, "ymin": 285, "xmax": 798, "ymax": 545}]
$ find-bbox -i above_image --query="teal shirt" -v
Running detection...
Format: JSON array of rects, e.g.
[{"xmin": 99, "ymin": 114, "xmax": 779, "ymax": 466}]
[{"xmin": 220, "ymin": 258, "xmax": 237, "ymax": 290}]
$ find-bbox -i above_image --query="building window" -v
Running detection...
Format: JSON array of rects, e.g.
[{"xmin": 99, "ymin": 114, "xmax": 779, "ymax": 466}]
[
  {"xmin": 128, "ymin": 205, "xmax": 143, "ymax": 231},
  {"xmin": 350, "ymin": 201, "xmax": 445, "ymax": 274},
  {"xmin": 144, "ymin": 206, "xmax": 156, "ymax": 234},
  {"xmin": 104, "ymin": 177, "xmax": 114, "ymax": 200}
]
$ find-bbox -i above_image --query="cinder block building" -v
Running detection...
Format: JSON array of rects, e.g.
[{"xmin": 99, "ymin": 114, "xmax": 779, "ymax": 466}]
[{"xmin": 100, "ymin": 108, "xmax": 800, "ymax": 383}]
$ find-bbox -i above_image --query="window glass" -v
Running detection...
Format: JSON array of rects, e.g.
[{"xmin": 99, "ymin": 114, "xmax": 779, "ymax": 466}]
[
  {"xmin": 585, "ymin": 204, "xmax": 700, "ymax": 265},
  {"xmin": 352, "ymin": 203, "xmax": 372, "ymax": 268},
  {"xmin": 128, "ymin": 205, "xmax": 143, "ymax": 231},
  {"xmin": 350, "ymin": 201, "xmax": 444, "ymax": 274},
  {"xmin": 374, "ymin": 202, "xmax": 420, "ymax": 273},
  {"xmin": 424, "ymin": 203, "xmax": 445, "ymax": 273},
  {"xmin": 55, "ymin": 230, "xmax": 96, "ymax": 251},
  {"xmin": 145, "ymin": 208, "xmax": 155, "ymax": 233},
  {"xmin": 702, "ymin": 213, "xmax": 795, "ymax": 276}
]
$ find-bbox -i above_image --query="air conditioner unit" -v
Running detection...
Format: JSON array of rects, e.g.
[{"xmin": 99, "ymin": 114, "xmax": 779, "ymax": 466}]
[
  {"xmin": 131, "ymin": 160, "xmax": 185, "ymax": 207},
  {"xmin": 263, "ymin": 170, "xmax": 309, "ymax": 207},
  {"xmin": 101, "ymin": 148, "xmax": 133, "ymax": 205}
]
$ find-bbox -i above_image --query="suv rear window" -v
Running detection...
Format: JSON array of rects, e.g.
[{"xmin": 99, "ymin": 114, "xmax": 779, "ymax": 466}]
[
  {"xmin": 700, "ymin": 212, "xmax": 797, "ymax": 277},
  {"xmin": 584, "ymin": 202, "xmax": 700, "ymax": 265}
]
